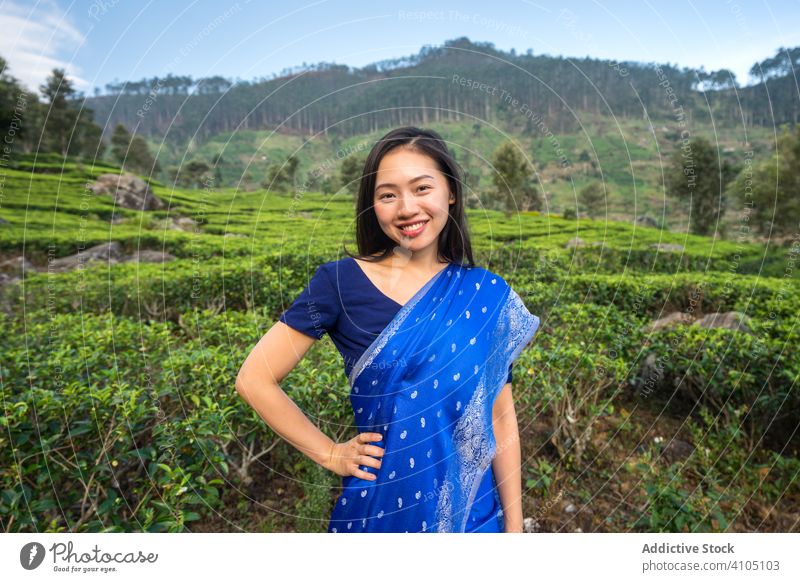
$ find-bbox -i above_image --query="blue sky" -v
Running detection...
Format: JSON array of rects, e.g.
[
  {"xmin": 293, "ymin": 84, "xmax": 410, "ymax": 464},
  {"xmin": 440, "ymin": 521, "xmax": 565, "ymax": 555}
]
[{"xmin": 2, "ymin": 0, "xmax": 799, "ymax": 96}]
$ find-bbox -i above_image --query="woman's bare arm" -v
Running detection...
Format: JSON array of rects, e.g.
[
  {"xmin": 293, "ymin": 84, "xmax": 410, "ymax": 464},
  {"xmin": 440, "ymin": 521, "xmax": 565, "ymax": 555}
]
[
  {"xmin": 492, "ymin": 383, "xmax": 524, "ymax": 533},
  {"xmin": 235, "ymin": 321, "xmax": 336, "ymax": 470}
]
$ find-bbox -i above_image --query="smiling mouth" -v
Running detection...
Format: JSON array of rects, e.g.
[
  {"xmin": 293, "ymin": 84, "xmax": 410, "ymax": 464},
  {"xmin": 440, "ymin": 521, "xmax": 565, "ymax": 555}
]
[{"xmin": 398, "ymin": 220, "xmax": 428, "ymax": 236}]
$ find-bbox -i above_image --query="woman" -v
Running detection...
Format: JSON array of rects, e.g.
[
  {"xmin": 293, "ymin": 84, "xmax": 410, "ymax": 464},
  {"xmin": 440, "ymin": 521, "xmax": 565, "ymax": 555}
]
[{"xmin": 235, "ymin": 127, "xmax": 540, "ymax": 533}]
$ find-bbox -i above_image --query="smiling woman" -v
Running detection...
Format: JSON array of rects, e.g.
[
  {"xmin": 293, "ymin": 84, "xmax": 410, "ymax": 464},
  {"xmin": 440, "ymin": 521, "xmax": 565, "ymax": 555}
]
[{"xmin": 235, "ymin": 127, "xmax": 540, "ymax": 533}]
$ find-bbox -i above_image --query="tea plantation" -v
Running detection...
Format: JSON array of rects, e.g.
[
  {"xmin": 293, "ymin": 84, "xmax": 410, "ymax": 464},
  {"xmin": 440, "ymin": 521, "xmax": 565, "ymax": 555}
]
[{"xmin": 1, "ymin": 161, "xmax": 797, "ymax": 533}]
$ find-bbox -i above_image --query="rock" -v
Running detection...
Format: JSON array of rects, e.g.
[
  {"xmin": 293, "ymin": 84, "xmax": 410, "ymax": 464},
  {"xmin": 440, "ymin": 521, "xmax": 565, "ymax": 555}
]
[
  {"xmin": 649, "ymin": 243, "xmax": 684, "ymax": 252},
  {"xmin": 565, "ymin": 237, "xmax": 586, "ymax": 249},
  {"xmin": 0, "ymin": 255, "xmax": 31, "ymax": 286},
  {"xmin": 564, "ymin": 503, "xmax": 577, "ymax": 514},
  {"xmin": 0, "ymin": 273, "xmax": 20, "ymax": 286},
  {"xmin": 89, "ymin": 173, "xmax": 165, "ymax": 211},
  {"xmin": 644, "ymin": 310, "xmax": 754, "ymax": 334},
  {"xmin": 644, "ymin": 311, "xmax": 693, "ymax": 332},
  {"xmin": 150, "ymin": 216, "xmax": 199, "ymax": 232},
  {"xmin": 127, "ymin": 250, "xmax": 176, "ymax": 263},
  {"xmin": 49, "ymin": 242, "xmax": 125, "ymax": 273},
  {"xmin": 173, "ymin": 217, "xmax": 197, "ymax": 231},
  {"xmin": 660, "ymin": 439, "xmax": 695, "ymax": 464},
  {"xmin": 635, "ymin": 353, "xmax": 665, "ymax": 391},
  {"xmin": 634, "ymin": 215, "xmax": 659, "ymax": 228},
  {"xmin": 693, "ymin": 311, "xmax": 753, "ymax": 333},
  {"xmin": 0, "ymin": 256, "xmax": 36, "ymax": 275},
  {"xmin": 8, "ymin": 244, "xmax": 177, "ymax": 274},
  {"xmin": 523, "ymin": 517, "xmax": 539, "ymax": 533}
]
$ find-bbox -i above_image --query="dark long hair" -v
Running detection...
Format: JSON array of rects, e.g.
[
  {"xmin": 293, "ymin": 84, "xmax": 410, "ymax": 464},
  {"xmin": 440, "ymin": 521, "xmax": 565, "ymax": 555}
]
[{"xmin": 343, "ymin": 126, "xmax": 475, "ymax": 267}]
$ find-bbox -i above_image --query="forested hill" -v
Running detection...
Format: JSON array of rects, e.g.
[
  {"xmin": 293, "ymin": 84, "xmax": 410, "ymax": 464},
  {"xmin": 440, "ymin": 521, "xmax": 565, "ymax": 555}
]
[{"xmin": 86, "ymin": 38, "xmax": 800, "ymax": 145}]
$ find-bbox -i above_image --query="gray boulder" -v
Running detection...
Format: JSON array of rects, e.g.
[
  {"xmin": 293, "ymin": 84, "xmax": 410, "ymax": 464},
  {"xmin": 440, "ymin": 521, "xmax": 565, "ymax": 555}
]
[
  {"xmin": 90, "ymin": 173, "xmax": 165, "ymax": 211},
  {"xmin": 644, "ymin": 311, "xmax": 693, "ymax": 332},
  {"xmin": 49, "ymin": 242, "xmax": 125, "ymax": 273},
  {"xmin": 694, "ymin": 311, "xmax": 753, "ymax": 333},
  {"xmin": 173, "ymin": 217, "xmax": 197, "ymax": 231},
  {"xmin": 127, "ymin": 250, "xmax": 176, "ymax": 263},
  {"xmin": 0, "ymin": 255, "xmax": 36, "ymax": 275},
  {"xmin": 649, "ymin": 243, "xmax": 684, "ymax": 252},
  {"xmin": 151, "ymin": 216, "xmax": 198, "ymax": 232},
  {"xmin": 636, "ymin": 353, "xmax": 665, "ymax": 390}
]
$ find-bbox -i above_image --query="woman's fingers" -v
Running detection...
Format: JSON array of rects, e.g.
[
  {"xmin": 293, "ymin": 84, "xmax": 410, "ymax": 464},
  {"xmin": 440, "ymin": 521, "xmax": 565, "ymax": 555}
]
[
  {"xmin": 353, "ymin": 468, "xmax": 377, "ymax": 480},
  {"xmin": 327, "ymin": 434, "xmax": 385, "ymax": 478},
  {"xmin": 358, "ymin": 454, "xmax": 382, "ymax": 470},
  {"xmin": 361, "ymin": 444, "xmax": 385, "ymax": 458},
  {"xmin": 348, "ymin": 433, "xmax": 385, "ymax": 479}
]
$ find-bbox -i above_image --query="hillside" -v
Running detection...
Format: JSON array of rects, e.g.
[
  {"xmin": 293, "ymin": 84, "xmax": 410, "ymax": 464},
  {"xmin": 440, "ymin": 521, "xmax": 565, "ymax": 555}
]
[
  {"xmin": 74, "ymin": 37, "xmax": 799, "ymax": 228},
  {"xmin": 88, "ymin": 37, "xmax": 799, "ymax": 145},
  {"xmin": 1, "ymin": 162, "xmax": 797, "ymax": 532},
  {"xmin": 147, "ymin": 116, "xmax": 777, "ymax": 230}
]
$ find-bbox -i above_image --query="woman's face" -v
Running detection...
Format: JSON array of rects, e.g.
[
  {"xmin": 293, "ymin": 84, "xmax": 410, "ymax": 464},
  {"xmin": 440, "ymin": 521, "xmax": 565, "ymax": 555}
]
[{"xmin": 372, "ymin": 148, "xmax": 455, "ymax": 253}]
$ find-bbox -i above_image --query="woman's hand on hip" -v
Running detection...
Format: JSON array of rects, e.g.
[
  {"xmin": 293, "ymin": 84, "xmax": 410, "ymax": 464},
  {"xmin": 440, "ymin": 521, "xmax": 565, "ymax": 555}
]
[{"xmin": 325, "ymin": 432, "xmax": 384, "ymax": 480}]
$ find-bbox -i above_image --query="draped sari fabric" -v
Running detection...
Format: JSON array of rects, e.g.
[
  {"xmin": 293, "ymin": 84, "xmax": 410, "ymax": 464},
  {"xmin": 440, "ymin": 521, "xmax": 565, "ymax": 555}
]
[{"xmin": 328, "ymin": 262, "xmax": 540, "ymax": 533}]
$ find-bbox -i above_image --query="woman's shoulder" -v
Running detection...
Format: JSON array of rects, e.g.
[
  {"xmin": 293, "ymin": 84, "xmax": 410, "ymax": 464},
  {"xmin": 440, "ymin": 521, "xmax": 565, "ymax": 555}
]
[
  {"xmin": 314, "ymin": 258, "xmax": 357, "ymax": 289},
  {"xmin": 318, "ymin": 257, "xmax": 355, "ymax": 274},
  {"xmin": 459, "ymin": 263, "xmax": 509, "ymax": 286}
]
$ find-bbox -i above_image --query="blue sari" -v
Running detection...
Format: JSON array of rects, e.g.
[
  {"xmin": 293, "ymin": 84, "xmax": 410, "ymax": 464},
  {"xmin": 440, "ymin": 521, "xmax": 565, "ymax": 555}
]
[{"xmin": 328, "ymin": 262, "xmax": 540, "ymax": 533}]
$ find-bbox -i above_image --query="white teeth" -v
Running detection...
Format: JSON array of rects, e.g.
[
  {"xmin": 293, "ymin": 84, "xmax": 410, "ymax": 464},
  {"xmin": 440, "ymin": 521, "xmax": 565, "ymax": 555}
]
[{"xmin": 400, "ymin": 221, "xmax": 427, "ymax": 231}]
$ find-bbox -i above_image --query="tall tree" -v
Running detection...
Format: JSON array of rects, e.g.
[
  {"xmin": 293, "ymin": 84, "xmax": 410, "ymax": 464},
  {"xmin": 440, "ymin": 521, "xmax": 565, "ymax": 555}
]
[
  {"xmin": 212, "ymin": 152, "xmax": 224, "ymax": 186},
  {"xmin": 579, "ymin": 182, "xmax": 605, "ymax": 218},
  {"xmin": 108, "ymin": 122, "xmax": 158, "ymax": 175},
  {"xmin": 39, "ymin": 68, "xmax": 78, "ymax": 156},
  {"xmin": 72, "ymin": 108, "xmax": 104, "ymax": 159},
  {"xmin": 183, "ymin": 160, "xmax": 211, "ymax": 189},
  {"xmin": 110, "ymin": 123, "xmax": 132, "ymax": 166},
  {"xmin": 263, "ymin": 156, "xmax": 298, "ymax": 193},
  {"xmin": 665, "ymin": 136, "xmax": 736, "ymax": 236},
  {"xmin": 127, "ymin": 135, "xmax": 159, "ymax": 175},
  {"xmin": 0, "ymin": 56, "xmax": 28, "ymax": 146},
  {"xmin": 339, "ymin": 153, "xmax": 365, "ymax": 195},
  {"xmin": 733, "ymin": 124, "xmax": 800, "ymax": 238},
  {"xmin": 490, "ymin": 141, "xmax": 540, "ymax": 214}
]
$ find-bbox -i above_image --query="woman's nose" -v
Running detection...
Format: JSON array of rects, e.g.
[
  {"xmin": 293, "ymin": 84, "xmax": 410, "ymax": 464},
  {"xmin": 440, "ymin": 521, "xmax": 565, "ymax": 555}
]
[{"xmin": 398, "ymin": 192, "xmax": 420, "ymax": 214}]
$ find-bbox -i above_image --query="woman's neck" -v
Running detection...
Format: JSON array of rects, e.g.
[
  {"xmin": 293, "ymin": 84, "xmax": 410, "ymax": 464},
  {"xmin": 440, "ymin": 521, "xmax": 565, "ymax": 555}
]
[{"xmin": 381, "ymin": 244, "xmax": 447, "ymax": 272}]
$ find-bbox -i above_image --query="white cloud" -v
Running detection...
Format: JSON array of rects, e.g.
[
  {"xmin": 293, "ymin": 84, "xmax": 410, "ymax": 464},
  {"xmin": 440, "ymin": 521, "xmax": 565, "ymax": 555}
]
[{"xmin": 0, "ymin": 0, "xmax": 89, "ymax": 95}]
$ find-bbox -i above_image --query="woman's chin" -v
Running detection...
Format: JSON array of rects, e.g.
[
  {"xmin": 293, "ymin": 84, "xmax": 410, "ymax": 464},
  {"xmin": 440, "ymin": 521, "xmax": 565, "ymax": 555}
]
[
  {"xmin": 396, "ymin": 237, "xmax": 432, "ymax": 251},
  {"xmin": 395, "ymin": 231, "xmax": 439, "ymax": 249}
]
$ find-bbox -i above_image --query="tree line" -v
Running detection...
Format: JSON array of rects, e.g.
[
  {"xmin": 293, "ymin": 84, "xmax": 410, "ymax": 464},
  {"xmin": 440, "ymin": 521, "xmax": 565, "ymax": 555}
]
[
  {"xmin": 2, "ymin": 42, "xmax": 799, "ymax": 240},
  {"xmin": 0, "ymin": 56, "xmax": 167, "ymax": 181},
  {"xmin": 82, "ymin": 38, "xmax": 800, "ymax": 145}
]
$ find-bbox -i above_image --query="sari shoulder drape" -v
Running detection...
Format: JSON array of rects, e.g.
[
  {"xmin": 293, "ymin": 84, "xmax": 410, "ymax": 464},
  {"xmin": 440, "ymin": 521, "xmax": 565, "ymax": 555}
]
[{"xmin": 330, "ymin": 263, "xmax": 540, "ymax": 533}]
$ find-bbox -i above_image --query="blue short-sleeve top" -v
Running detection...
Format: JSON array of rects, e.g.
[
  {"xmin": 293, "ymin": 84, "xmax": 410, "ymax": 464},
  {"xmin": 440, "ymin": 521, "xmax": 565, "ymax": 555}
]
[{"xmin": 278, "ymin": 258, "xmax": 514, "ymax": 384}]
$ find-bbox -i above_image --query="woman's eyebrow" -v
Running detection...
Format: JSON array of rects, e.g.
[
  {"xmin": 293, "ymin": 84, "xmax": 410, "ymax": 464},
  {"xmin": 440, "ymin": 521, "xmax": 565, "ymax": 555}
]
[{"xmin": 375, "ymin": 174, "xmax": 435, "ymax": 189}]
